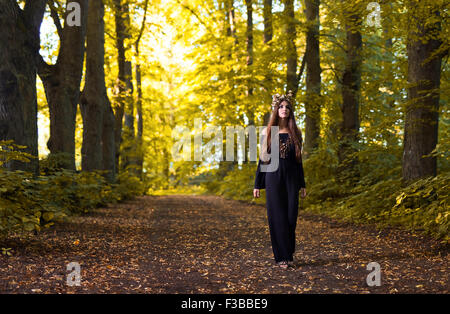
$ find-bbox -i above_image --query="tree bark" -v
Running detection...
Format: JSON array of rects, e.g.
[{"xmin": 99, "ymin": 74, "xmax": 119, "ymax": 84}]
[
  {"xmin": 227, "ymin": 0, "xmax": 238, "ymax": 45},
  {"xmin": 263, "ymin": 0, "xmax": 273, "ymax": 45},
  {"xmin": 245, "ymin": 0, "xmax": 254, "ymax": 121},
  {"xmin": 38, "ymin": 0, "xmax": 88, "ymax": 170},
  {"xmin": 284, "ymin": 0, "xmax": 298, "ymax": 97},
  {"xmin": 80, "ymin": 0, "xmax": 107, "ymax": 172},
  {"xmin": 403, "ymin": 1, "xmax": 443, "ymax": 182},
  {"xmin": 262, "ymin": 0, "xmax": 273, "ymax": 126},
  {"xmin": 338, "ymin": 1, "xmax": 362, "ymax": 182},
  {"xmin": 102, "ymin": 95, "xmax": 116, "ymax": 182},
  {"xmin": 219, "ymin": 0, "xmax": 238, "ymax": 171},
  {"xmin": 304, "ymin": 0, "xmax": 321, "ymax": 157},
  {"xmin": 245, "ymin": 0, "xmax": 253, "ymax": 70},
  {"xmin": 113, "ymin": 0, "xmax": 134, "ymax": 173},
  {"xmin": 380, "ymin": 0, "xmax": 398, "ymax": 148},
  {"xmin": 245, "ymin": 0, "xmax": 255, "ymax": 162},
  {"xmin": 135, "ymin": 61, "xmax": 144, "ymax": 178},
  {"xmin": 224, "ymin": 0, "xmax": 231, "ymax": 37},
  {"xmin": 133, "ymin": 0, "xmax": 148, "ymax": 179},
  {"xmin": 0, "ymin": 0, "xmax": 46, "ymax": 173}
]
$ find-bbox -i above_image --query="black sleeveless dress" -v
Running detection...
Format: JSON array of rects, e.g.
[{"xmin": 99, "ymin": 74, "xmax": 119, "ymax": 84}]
[{"xmin": 254, "ymin": 133, "xmax": 306, "ymax": 263}]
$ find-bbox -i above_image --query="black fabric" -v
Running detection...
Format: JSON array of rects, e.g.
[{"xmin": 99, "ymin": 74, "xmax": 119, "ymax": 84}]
[
  {"xmin": 253, "ymin": 133, "xmax": 306, "ymax": 263},
  {"xmin": 254, "ymin": 133, "xmax": 306, "ymax": 190}
]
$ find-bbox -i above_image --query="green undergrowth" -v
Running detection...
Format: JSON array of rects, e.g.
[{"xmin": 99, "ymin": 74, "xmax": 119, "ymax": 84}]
[
  {"xmin": 149, "ymin": 185, "xmax": 207, "ymax": 196},
  {"xmin": 0, "ymin": 141, "xmax": 146, "ymax": 237},
  {"xmin": 305, "ymin": 173, "xmax": 449, "ymax": 242},
  {"xmin": 201, "ymin": 155, "xmax": 449, "ymax": 242}
]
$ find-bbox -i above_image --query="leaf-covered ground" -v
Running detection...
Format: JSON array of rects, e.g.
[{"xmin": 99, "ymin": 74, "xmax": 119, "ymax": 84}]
[{"xmin": 0, "ymin": 195, "xmax": 448, "ymax": 293}]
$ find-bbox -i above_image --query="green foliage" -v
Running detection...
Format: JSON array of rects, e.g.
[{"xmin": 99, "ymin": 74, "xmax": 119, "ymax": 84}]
[
  {"xmin": 40, "ymin": 152, "xmax": 75, "ymax": 174},
  {"xmin": 113, "ymin": 171, "xmax": 147, "ymax": 201},
  {"xmin": 380, "ymin": 174, "xmax": 449, "ymax": 241},
  {"xmin": 32, "ymin": 0, "xmax": 449, "ymax": 245},
  {"xmin": 0, "ymin": 168, "xmax": 146, "ymax": 236},
  {"xmin": 0, "ymin": 142, "xmax": 146, "ymax": 237},
  {"xmin": 199, "ymin": 163, "xmax": 266, "ymax": 204},
  {"xmin": 0, "ymin": 170, "xmax": 52, "ymax": 234},
  {"xmin": 0, "ymin": 140, "xmax": 35, "ymax": 166},
  {"xmin": 305, "ymin": 146, "xmax": 448, "ymax": 241},
  {"xmin": 220, "ymin": 164, "xmax": 256, "ymax": 201},
  {"xmin": 202, "ymin": 143, "xmax": 449, "ymax": 241}
]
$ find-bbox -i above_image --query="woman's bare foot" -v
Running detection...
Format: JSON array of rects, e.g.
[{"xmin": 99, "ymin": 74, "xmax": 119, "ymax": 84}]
[{"xmin": 277, "ymin": 261, "xmax": 288, "ymax": 269}]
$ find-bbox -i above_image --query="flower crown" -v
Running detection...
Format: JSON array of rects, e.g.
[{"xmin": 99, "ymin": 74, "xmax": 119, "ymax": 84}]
[{"xmin": 271, "ymin": 90, "xmax": 295, "ymax": 109}]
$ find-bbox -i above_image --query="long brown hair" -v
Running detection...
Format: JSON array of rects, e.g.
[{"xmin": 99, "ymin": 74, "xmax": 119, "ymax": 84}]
[{"xmin": 265, "ymin": 99, "xmax": 304, "ymax": 163}]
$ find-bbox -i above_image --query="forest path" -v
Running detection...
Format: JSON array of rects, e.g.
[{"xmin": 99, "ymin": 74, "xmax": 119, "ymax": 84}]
[{"xmin": 0, "ymin": 194, "xmax": 448, "ymax": 293}]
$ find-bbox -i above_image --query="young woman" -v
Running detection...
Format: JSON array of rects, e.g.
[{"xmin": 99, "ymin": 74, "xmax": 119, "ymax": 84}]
[{"xmin": 253, "ymin": 91, "xmax": 307, "ymax": 269}]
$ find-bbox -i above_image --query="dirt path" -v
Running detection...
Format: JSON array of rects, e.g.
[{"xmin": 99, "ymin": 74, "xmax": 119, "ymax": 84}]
[{"xmin": 0, "ymin": 195, "xmax": 448, "ymax": 293}]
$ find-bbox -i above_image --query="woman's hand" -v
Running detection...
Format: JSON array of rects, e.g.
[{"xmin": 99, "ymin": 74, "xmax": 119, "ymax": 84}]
[
  {"xmin": 253, "ymin": 189, "xmax": 260, "ymax": 198},
  {"xmin": 300, "ymin": 188, "xmax": 307, "ymax": 199}
]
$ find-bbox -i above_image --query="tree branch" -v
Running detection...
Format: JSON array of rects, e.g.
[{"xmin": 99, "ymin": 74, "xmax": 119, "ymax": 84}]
[
  {"xmin": 297, "ymin": 50, "xmax": 307, "ymax": 86},
  {"xmin": 321, "ymin": 66, "xmax": 343, "ymax": 85},
  {"xmin": 48, "ymin": 0, "xmax": 63, "ymax": 39},
  {"xmin": 135, "ymin": 0, "xmax": 149, "ymax": 51},
  {"xmin": 320, "ymin": 33, "xmax": 347, "ymax": 52},
  {"xmin": 173, "ymin": 0, "xmax": 218, "ymax": 40},
  {"xmin": 37, "ymin": 53, "xmax": 55, "ymax": 83}
]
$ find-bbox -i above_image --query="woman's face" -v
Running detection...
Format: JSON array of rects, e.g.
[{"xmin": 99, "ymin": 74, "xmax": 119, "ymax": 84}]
[{"xmin": 278, "ymin": 101, "xmax": 290, "ymax": 119}]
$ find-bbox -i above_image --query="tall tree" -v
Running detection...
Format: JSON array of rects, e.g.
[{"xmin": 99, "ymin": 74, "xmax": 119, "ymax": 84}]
[
  {"xmin": 245, "ymin": 0, "xmax": 253, "ymax": 99},
  {"xmin": 80, "ymin": 0, "xmax": 110, "ymax": 172},
  {"xmin": 303, "ymin": 0, "xmax": 321, "ymax": 157},
  {"xmin": 113, "ymin": 0, "xmax": 134, "ymax": 173},
  {"xmin": 225, "ymin": 0, "xmax": 238, "ymax": 46},
  {"xmin": 337, "ymin": 1, "xmax": 362, "ymax": 182},
  {"xmin": 403, "ymin": 0, "xmax": 444, "ymax": 182},
  {"xmin": 284, "ymin": 0, "xmax": 298, "ymax": 96},
  {"xmin": 244, "ymin": 0, "xmax": 255, "ymax": 162},
  {"xmin": 134, "ymin": 0, "xmax": 149, "ymax": 179},
  {"xmin": 102, "ymin": 97, "xmax": 116, "ymax": 182},
  {"xmin": 38, "ymin": 0, "xmax": 88, "ymax": 170},
  {"xmin": 262, "ymin": 0, "xmax": 273, "ymax": 126},
  {"xmin": 0, "ymin": 0, "xmax": 46, "ymax": 173},
  {"xmin": 380, "ymin": 0, "xmax": 398, "ymax": 148}
]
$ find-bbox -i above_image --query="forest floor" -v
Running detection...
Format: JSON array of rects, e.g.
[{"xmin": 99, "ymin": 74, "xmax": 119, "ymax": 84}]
[{"xmin": 0, "ymin": 194, "xmax": 448, "ymax": 294}]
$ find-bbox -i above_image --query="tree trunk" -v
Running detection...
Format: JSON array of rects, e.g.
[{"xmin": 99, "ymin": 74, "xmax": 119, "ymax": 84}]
[
  {"xmin": 304, "ymin": 0, "xmax": 321, "ymax": 158},
  {"xmin": 262, "ymin": 0, "xmax": 273, "ymax": 126},
  {"xmin": 38, "ymin": 0, "xmax": 88, "ymax": 170},
  {"xmin": 228, "ymin": 0, "xmax": 238, "ymax": 45},
  {"xmin": 338, "ymin": 1, "xmax": 362, "ymax": 183},
  {"xmin": 0, "ymin": 0, "xmax": 46, "ymax": 174},
  {"xmin": 102, "ymin": 95, "xmax": 116, "ymax": 182},
  {"xmin": 245, "ymin": 0, "xmax": 254, "ymax": 162},
  {"xmin": 245, "ymin": 0, "xmax": 254, "ymax": 103},
  {"xmin": 219, "ymin": 0, "xmax": 238, "ymax": 171},
  {"xmin": 224, "ymin": 0, "xmax": 231, "ymax": 37},
  {"xmin": 113, "ymin": 0, "xmax": 134, "ymax": 174},
  {"xmin": 380, "ymin": 0, "xmax": 398, "ymax": 148},
  {"xmin": 80, "ymin": 0, "xmax": 107, "ymax": 172},
  {"xmin": 120, "ymin": 60, "xmax": 135, "ymax": 171},
  {"xmin": 263, "ymin": 0, "xmax": 273, "ymax": 45},
  {"xmin": 134, "ymin": 0, "xmax": 148, "ymax": 179},
  {"xmin": 135, "ymin": 61, "xmax": 144, "ymax": 178},
  {"xmin": 403, "ymin": 1, "xmax": 443, "ymax": 182},
  {"xmin": 284, "ymin": 0, "xmax": 298, "ymax": 96},
  {"xmin": 245, "ymin": 0, "xmax": 253, "ymax": 70}
]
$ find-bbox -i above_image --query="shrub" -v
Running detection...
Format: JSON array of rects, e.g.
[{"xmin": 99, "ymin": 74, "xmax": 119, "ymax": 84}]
[{"xmin": 0, "ymin": 141, "xmax": 146, "ymax": 237}]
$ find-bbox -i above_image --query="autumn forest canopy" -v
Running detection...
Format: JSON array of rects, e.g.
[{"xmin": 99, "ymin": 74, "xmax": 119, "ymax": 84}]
[{"xmin": 0, "ymin": 0, "xmax": 448, "ymax": 240}]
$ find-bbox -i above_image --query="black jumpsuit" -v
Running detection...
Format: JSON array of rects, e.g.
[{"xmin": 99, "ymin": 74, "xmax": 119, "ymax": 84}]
[{"xmin": 254, "ymin": 133, "xmax": 306, "ymax": 263}]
